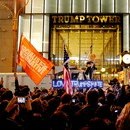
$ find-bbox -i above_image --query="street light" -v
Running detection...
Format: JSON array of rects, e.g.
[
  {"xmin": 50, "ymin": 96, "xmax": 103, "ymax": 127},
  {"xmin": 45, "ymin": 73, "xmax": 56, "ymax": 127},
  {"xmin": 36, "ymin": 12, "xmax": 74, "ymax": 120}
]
[
  {"xmin": 0, "ymin": 0, "xmax": 29, "ymax": 72},
  {"xmin": 101, "ymin": 67, "xmax": 106, "ymax": 73}
]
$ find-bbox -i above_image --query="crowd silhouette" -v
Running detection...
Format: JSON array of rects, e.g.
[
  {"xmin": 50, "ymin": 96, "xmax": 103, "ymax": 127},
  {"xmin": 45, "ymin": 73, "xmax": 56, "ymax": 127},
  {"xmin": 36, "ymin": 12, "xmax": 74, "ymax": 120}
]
[{"xmin": 0, "ymin": 75, "xmax": 130, "ymax": 130}]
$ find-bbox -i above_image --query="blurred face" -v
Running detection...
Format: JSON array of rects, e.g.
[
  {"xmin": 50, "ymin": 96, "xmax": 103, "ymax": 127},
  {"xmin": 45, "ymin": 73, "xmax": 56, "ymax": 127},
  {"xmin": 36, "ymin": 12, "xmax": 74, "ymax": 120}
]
[
  {"xmin": 87, "ymin": 63, "xmax": 91, "ymax": 67},
  {"xmin": 125, "ymin": 85, "xmax": 130, "ymax": 93}
]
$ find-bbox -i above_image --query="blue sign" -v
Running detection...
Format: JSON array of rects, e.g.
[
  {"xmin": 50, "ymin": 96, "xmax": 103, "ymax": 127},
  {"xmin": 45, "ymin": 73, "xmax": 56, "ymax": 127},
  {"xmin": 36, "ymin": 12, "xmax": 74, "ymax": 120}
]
[{"xmin": 52, "ymin": 79, "xmax": 103, "ymax": 89}]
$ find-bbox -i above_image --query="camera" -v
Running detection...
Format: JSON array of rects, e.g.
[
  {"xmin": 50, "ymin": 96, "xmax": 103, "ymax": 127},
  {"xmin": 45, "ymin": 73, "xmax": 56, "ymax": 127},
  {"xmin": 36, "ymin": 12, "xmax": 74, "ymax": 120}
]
[{"xmin": 17, "ymin": 97, "xmax": 26, "ymax": 103}]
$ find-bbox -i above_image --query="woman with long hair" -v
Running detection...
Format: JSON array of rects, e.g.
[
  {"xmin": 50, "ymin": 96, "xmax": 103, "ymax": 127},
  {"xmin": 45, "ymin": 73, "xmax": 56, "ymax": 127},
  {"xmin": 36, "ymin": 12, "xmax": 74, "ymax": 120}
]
[{"xmin": 116, "ymin": 102, "xmax": 130, "ymax": 130}]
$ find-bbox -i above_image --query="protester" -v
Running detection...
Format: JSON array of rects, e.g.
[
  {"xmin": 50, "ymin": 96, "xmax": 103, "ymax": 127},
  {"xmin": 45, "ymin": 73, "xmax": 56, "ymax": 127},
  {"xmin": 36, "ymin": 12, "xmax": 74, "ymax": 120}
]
[
  {"xmin": 85, "ymin": 61, "xmax": 97, "ymax": 79},
  {"xmin": 116, "ymin": 102, "xmax": 130, "ymax": 130}
]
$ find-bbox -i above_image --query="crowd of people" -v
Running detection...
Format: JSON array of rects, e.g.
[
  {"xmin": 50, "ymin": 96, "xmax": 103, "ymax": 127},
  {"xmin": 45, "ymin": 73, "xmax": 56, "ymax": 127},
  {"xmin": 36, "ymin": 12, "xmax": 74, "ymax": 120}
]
[{"xmin": 0, "ymin": 75, "xmax": 130, "ymax": 130}]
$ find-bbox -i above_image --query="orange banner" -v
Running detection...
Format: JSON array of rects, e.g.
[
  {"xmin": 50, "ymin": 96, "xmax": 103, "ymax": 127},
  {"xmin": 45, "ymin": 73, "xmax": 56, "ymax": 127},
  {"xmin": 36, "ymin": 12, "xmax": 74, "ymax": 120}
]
[{"xmin": 18, "ymin": 36, "xmax": 54, "ymax": 85}]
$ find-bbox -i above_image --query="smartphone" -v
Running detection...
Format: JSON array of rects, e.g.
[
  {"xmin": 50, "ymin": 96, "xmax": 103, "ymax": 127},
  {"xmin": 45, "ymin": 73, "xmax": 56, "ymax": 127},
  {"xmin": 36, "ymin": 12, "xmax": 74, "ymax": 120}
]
[
  {"xmin": 72, "ymin": 99, "xmax": 76, "ymax": 103},
  {"xmin": 114, "ymin": 110, "xmax": 119, "ymax": 113},
  {"xmin": 17, "ymin": 97, "xmax": 26, "ymax": 103}
]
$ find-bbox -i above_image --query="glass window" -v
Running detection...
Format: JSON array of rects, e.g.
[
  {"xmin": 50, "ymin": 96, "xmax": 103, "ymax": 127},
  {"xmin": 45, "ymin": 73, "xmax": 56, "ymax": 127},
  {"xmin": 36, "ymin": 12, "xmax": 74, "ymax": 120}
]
[
  {"xmin": 101, "ymin": 0, "xmax": 114, "ymax": 13},
  {"xmin": 45, "ymin": 0, "xmax": 57, "ymax": 13},
  {"xmin": 21, "ymin": 15, "xmax": 31, "ymax": 40},
  {"xmin": 43, "ymin": 53, "xmax": 48, "ymax": 59},
  {"xmin": 123, "ymin": 15, "xmax": 129, "ymax": 51},
  {"xmin": 87, "ymin": 0, "xmax": 100, "ymax": 13},
  {"xmin": 58, "ymin": 0, "xmax": 71, "ymax": 13},
  {"xmin": 129, "ymin": 0, "xmax": 130, "ymax": 13},
  {"xmin": 25, "ymin": 0, "xmax": 32, "ymax": 13},
  {"xmin": 69, "ymin": 28, "xmax": 80, "ymax": 66},
  {"xmin": 43, "ymin": 15, "xmax": 49, "ymax": 52},
  {"xmin": 32, "ymin": 0, "xmax": 44, "ymax": 13},
  {"xmin": 80, "ymin": 31, "xmax": 91, "ymax": 66},
  {"xmin": 115, "ymin": 0, "xmax": 128, "ymax": 13},
  {"xmin": 72, "ymin": 0, "xmax": 86, "ymax": 13},
  {"xmin": 31, "ymin": 15, "xmax": 43, "ymax": 52}
]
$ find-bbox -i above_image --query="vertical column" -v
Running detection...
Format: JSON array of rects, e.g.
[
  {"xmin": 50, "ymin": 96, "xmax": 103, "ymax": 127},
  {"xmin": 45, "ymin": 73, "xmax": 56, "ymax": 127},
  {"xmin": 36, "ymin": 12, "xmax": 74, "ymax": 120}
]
[
  {"xmin": 12, "ymin": 0, "xmax": 18, "ymax": 72},
  {"xmin": 123, "ymin": 15, "xmax": 129, "ymax": 51},
  {"xmin": 123, "ymin": 15, "xmax": 129, "ymax": 85}
]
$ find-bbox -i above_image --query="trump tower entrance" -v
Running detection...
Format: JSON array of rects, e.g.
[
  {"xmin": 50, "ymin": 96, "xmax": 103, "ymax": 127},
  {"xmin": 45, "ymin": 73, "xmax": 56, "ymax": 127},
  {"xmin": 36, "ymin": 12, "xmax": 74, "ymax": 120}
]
[{"xmin": 50, "ymin": 14, "xmax": 123, "ymax": 82}]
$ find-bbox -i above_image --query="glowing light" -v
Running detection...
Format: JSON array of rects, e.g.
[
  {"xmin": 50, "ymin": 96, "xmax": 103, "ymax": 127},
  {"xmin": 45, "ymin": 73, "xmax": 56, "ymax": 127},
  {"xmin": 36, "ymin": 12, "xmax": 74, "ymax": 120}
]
[{"xmin": 101, "ymin": 67, "xmax": 106, "ymax": 72}]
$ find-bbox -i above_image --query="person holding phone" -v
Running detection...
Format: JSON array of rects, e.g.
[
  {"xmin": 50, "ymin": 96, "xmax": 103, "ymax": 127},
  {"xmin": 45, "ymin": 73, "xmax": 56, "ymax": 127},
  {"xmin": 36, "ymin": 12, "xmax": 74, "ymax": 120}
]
[{"xmin": 0, "ymin": 96, "xmax": 23, "ymax": 130}]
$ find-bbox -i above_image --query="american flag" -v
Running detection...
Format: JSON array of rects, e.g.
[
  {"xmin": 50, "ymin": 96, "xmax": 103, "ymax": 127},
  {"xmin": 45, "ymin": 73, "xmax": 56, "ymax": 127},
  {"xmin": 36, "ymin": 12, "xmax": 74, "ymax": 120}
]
[{"xmin": 63, "ymin": 45, "xmax": 73, "ymax": 95}]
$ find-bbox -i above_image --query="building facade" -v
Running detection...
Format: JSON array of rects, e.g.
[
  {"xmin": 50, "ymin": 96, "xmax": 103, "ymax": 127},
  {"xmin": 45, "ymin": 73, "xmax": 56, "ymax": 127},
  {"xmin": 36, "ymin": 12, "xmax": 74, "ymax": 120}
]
[{"xmin": 0, "ymin": 0, "xmax": 130, "ymax": 82}]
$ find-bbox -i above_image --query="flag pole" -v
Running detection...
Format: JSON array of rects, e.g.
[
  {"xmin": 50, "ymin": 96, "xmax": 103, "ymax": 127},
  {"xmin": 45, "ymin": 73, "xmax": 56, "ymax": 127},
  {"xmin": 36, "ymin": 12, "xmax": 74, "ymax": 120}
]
[
  {"xmin": 12, "ymin": 0, "xmax": 30, "ymax": 72},
  {"xmin": 17, "ymin": 34, "xmax": 23, "ymax": 66},
  {"xmin": 63, "ymin": 41, "xmax": 73, "ymax": 95}
]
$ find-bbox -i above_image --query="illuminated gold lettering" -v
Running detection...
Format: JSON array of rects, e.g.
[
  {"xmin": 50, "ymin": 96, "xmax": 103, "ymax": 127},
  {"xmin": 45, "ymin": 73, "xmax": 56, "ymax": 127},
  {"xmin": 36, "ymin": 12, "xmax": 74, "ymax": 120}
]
[
  {"xmin": 75, "ymin": 16, "xmax": 80, "ymax": 23},
  {"xmin": 100, "ymin": 16, "xmax": 108, "ymax": 23},
  {"xmin": 80, "ymin": 15, "xmax": 85, "ymax": 22},
  {"xmin": 52, "ymin": 16, "xmax": 57, "ymax": 23},
  {"xmin": 51, "ymin": 15, "xmax": 122, "ymax": 24},
  {"xmin": 70, "ymin": 16, "xmax": 76, "ymax": 23},
  {"xmin": 58, "ymin": 16, "xmax": 64, "ymax": 23},
  {"xmin": 115, "ymin": 16, "xmax": 121, "ymax": 23},
  {"xmin": 86, "ymin": 16, "xmax": 92, "ymax": 23},
  {"xmin": 92, "ymin": 16, "xmax": 99, "ymax": 23},
  {"xmin": 64, "ymin": 16, "xmax": 70, "ymax": 23},
  {"xmin": 108, "ymin": 16, "xmax": 115, "ymax": 23},
  {"xmin": 75, "ymin": 16, "xmax": 79, "ymax": 20}
]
